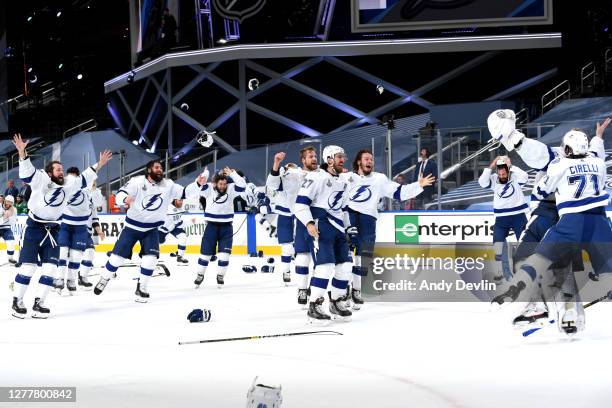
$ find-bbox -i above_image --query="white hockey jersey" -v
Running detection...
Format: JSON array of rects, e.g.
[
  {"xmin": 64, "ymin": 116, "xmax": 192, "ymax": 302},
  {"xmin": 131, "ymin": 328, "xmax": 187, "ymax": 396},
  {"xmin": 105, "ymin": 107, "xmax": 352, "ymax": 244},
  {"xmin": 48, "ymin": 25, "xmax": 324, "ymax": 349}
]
[
  {"xmin": 86, "ymin": 197, "xmax": 100, "ymax": 232},
  {"xmin": 0, "ymin": 205, "xmax": 17, "ymax": 229},
  {"xmin": 479, "ymin": 165, "xmax": 529, "ymax": 217},
  {"xmin": 184, "ymin": 171, "xmax": 246, "ymax": 223},
  {"xmin": 341, "ymin": 171, "xmax": 423, "ymax": 219},
  {"xmin": 294, "ymin": 169, "xmax": 350, "ymax": 233},
  {"xmin": 532, "ymin": 155, "xmax": 609, "ymax": 216},
  {"xmin": 116, "ymin": 175, "xmax": 185, "ymax": 232},
  {"xmin": 62, "ymin": 188, "xmax": 92, "ymax": 226},
  {"xmin": 19, "ymin": 158, "xmax": 97, "ymax": 224},
  {"xmin": 266, "ymin": 167, "xmax": 306, "ymax": 217},
  {"xmin": 160, "ymin": 204, "xmax": 185, "ymax": 233},
  {"xmin": 517, "ymin": 136, "xmax": 606, "ymax": 209}
]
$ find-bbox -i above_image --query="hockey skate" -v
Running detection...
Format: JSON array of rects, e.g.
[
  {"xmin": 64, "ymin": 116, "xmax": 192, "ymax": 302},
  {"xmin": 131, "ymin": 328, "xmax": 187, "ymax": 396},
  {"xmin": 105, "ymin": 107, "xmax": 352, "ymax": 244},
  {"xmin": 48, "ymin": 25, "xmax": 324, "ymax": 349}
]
[
  {"xmin": 32, "ymin": 298, "xmax": 50, "ymax": 319},
  {"xmin": 491, "ymin": 281, "xmax": 528, "ymax": 307},
  {"xmin": 512, "ymin": 301, "xmax": 548, "ymax": 328},
  {"xmin": 297, "ymin": 288, "xmax": 309, "ymax": 306},
  {"xmin": 307, "ymin": 297, "xmax": 331, "ymax": 324},
  {"xmin": 351, "ymin": 288, "xmax": 364, "ymax": 311},
  {"xmin": 282, "ymin": 271, "xmax": 291, "ymax": 285},
  {"xmin": 194, "ymin": 273, "xmax": 205, "ymax": 288},
  {"xmin": 11, "ymin": 297, "xmax": 27, "ymax": 319},
  {"xmin": 93, "ymin": 277, "xmax": 110, "ymax": 295},
  {"xmin": 176, "ymin": 255, "xmax": 189, "ymax": 265},
  {"xmin": 329, "ymin": 295, "xmax": 352, "ymax": 322},
  {"xmin": 135, "ymin": 282, "xmax": 150, "ymax": 303},
  {"xmin": 216, "ymin": 274, "xmax": 224, "ymax": 288},
  {"xmin": 78, "ymin": 274, "xmax": 93, "ymax": 290},
  {"xmin": 53, "ymin": 278, "xmax": 65, "ymax": 294},
  {"xmin": 66, "ymin": 280, "xmax": 77, "ymax": 296},
  {"xmin": 556, "ymin": 295, "xmax": 585, "ymax": 335}
]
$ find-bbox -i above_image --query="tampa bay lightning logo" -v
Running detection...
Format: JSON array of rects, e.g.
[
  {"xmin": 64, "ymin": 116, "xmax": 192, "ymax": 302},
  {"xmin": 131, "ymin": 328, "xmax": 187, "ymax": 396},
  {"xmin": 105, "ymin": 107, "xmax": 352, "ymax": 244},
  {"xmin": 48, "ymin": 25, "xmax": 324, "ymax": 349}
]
[
  {"xmin": 328, "ymin": 191, "xmax": 344, "ymax": 210},
  {"xmin": 68, "ymin": 191, "xmax": 85, "ymax": 206},
  {"xmin": 498, "ymin": 183, "xmax": 515, "ymax": 199},
  {"xmin": 213, "ymin": 193, "xmax": 229, "ymax": 204},
  {"xmin": 349, "ymin": 185, "xmax": 372, "ymax": 203},
  {"xmin": 44, "ymin": 188, "xmax": 66, "ymax": 207},
  {"xmin": 141, "ymin": 193, "xmax": 163, "ymax": 211}
]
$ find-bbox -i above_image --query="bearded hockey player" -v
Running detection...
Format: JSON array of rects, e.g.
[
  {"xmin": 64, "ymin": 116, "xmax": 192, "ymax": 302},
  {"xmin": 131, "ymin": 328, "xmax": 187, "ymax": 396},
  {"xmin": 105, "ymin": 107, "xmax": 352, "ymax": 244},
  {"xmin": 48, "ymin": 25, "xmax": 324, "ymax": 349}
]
[
  {"xmin": 478, "ymin": 155, "xmax": 529, "ymax": 282},
  {"xmin": 186, "ymin": 167, "xmax": 247, "ymax": 288},
  {"xmin": 11, "ymin": 133, "xmax": 112, "ymax": 318},
  {"xmin": 294, "ymin": 145, "xmax": 354, "ymax": 322},
  {"xmin": 343, "ymin": 149, "xmax": 434, "ymax": 309},
  {"xmin": 94, "ymin": 160, "xmax": 185, "ymax": 302},
  {"xmin": 267, "ymin": 147, "xmax": 319, "ymax": 303}
]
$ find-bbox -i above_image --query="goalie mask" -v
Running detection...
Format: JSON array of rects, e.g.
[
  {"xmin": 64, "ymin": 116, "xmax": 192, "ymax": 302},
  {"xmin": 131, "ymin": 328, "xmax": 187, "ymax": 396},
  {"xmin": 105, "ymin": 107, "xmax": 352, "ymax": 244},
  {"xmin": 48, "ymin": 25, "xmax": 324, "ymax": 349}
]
[{"xmin": 196, "ymin": 129, "xmax": 215, "ymax": 148}]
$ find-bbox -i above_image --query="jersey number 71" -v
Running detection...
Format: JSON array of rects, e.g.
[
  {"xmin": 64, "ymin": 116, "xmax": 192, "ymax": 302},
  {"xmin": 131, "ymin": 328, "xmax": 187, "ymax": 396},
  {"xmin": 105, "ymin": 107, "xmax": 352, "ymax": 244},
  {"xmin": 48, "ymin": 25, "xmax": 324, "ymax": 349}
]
[{"xmin": 567, "ymin": 174, "xmax": 599, "ymax": 199}]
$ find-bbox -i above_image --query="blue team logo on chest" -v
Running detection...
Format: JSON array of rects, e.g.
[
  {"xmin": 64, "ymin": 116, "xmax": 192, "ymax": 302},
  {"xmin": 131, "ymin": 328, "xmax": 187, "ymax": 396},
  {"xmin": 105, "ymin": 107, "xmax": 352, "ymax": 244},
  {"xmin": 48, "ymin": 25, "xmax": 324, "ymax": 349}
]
[
  {"xmin": 349, "ymin": 185, "xmax": 372, "ymax": 203},
  {"xmin": 44, "ymin": 188, "xmax": 66, "ymax": 207},
  {"xmin": 498, "ymin": 183, "xmax": 515, "ymax": 199},
  {"xmin": 328, "ymin": 190, "xmax": 344, "ymax": 210},
  {"xmin": 213, "ymin": 193, "xmax": 229, "ymax": 204},
  {"xmin": 68, "ymin": 191, "xmax": 85, "ymax": 206},
  {"xmin": 142, "ymin": 193, "xmax": 164, "ymax": 211}
]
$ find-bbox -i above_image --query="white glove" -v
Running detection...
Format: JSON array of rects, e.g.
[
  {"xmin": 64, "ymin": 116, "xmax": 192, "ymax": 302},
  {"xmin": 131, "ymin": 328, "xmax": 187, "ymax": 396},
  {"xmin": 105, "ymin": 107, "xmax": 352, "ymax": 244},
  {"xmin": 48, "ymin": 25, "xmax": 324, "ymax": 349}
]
[
  {"xmin": 259, "ymin": 206, "xmax": 269, "ymax": 215},
  {"xmin": 504, "ymin": 130, "xmax": 525, "ymax": 152},
  {"xmin": 487, "ymin": 109, "xmax": 516, "ymax": 146}
]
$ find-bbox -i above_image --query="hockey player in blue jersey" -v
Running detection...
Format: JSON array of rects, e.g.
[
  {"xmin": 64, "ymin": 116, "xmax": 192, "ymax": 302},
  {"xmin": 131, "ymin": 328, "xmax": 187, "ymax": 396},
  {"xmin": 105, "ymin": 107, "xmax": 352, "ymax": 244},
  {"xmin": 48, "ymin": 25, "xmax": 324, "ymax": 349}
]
[
  {"xmin": 343, "ymin": 149, "xmax": 434, "ymax": 309},
  {"xmin": 294, "ymin": 145, "xmax": 354, "ymax": 322},
  {"xmin": 11, "ymin": 133, "xmax": 112, "ymax": 318},
  {"xmin": 158, "ymin": 199, "xmax": 189, "ymax": 265},
  {"xmin": 94, "ymin": 159, "xmax": 185, "ymax": 302},
  {"xmin": 186, "ymin": 167, "xmax": 247, "ymax": 288},
  {"xmin": 492, "ymin": 128, "xmax": 612, "ymax": 333},
  {"xmin": 267, "ymin": 147, "xmax": 319, "ymax": 303},
  {"xmin": 478, "ymin": 155, "xmax": 529, "ymax": 282},
  {"xmin": 54, "ymin": 167, "xmax": 95, "ymax": 294},
  {"xmin": 0, "ymin": 195, "xmax": 18, "ymax": 264}
]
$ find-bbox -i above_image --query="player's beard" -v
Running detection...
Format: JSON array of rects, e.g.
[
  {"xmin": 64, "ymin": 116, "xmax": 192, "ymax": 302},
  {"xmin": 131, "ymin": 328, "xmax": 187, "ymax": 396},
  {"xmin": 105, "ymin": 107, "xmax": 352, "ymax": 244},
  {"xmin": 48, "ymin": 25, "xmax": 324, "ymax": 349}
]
[
  {"xmin": 149, "ymin": 170, "xmax": 164, "ymax": 183},
  {"xmin": 361, "ymin": 164, "xmax": 372, "ymax": 176},
  {"xmin": 305, "ymin": 161, "xmax": 318, "ymax": 171},
  {"xmin": 51, "ymin": 175, "xmax": 64, "ymax": 185},
  {"xmin": 498, "ymin": 176, "xmax": 508, "ymax": 184}
]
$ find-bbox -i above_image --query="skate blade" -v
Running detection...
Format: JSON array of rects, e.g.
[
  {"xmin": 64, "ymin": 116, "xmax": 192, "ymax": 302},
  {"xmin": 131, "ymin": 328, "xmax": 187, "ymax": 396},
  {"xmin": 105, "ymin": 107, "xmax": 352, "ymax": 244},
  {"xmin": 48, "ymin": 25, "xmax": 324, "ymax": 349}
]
[
  {"xmin": 32, "ymin": 312, "xmax": 49, "ymax": 319},
  {"xmin": 135, "ymin": 297, "xmax": 149, "ymax": 303},
  {"xmin": 352, "ymin": 304, "xmax": 362, "ymax": 311},
  {"xmin": 11, "ymin": 312, "xmax": 26, "ymax": 319},
  {"xmin": 308, "ymin": 317, "xmax": 331, "ymax": 326},
  {"xmin": 331, "ymin": 314, "xmax": 352, "ymax": 322},
  {"xmin": 217, "ymin": 285, "xmax": 224, "ymax": 289},
  {"xmin": 79, "ymin": 286, "xmax": 93, "ymax": 292}
]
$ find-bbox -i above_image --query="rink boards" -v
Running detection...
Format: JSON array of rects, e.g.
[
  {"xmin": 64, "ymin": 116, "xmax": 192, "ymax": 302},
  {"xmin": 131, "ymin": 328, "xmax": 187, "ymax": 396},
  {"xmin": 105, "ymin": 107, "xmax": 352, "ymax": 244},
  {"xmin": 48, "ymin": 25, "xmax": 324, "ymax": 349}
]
[{"xmin": 2, "ymin": 211, "xmax": 612, "ymax": 255}]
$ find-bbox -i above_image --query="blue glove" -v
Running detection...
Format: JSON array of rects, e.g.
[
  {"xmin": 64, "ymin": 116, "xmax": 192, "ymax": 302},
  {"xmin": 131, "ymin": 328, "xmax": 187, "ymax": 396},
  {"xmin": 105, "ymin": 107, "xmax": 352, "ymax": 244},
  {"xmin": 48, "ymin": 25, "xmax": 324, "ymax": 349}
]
[{"xmin": 187, "ymin": 308, "xmax": 211, "ymax": 323}]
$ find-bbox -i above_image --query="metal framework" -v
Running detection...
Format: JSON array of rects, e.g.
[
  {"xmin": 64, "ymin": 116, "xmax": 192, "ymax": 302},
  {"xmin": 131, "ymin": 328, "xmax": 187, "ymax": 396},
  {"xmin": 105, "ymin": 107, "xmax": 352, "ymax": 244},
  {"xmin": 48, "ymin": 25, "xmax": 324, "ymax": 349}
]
[{"xmin": 106, "ymin": 34, "xmax": 561, "ymax": 157}]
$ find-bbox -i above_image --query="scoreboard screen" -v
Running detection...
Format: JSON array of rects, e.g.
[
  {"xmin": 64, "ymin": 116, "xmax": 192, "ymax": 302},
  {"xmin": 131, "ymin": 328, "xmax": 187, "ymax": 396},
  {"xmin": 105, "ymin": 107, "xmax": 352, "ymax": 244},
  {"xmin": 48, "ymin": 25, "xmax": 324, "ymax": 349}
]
[{"xmin": 352, "ymin": 0, "xmax": 553, "ymax": 33}]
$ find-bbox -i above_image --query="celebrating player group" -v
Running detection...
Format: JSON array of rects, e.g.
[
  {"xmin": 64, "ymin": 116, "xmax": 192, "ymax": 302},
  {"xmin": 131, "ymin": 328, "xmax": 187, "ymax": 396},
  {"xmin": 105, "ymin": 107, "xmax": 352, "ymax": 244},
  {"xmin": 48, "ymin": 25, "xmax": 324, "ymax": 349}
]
[{"xmin": 6, "ymin": 110, "xmax": 611, "ymax": 333}]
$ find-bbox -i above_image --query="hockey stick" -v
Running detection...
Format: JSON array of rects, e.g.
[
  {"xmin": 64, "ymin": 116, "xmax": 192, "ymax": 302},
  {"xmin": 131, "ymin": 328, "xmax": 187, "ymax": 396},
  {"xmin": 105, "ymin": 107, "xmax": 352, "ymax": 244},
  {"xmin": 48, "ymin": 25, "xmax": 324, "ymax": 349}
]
[
  {"xmin": 522, "ymin": 290, "xmax": 612, "ymax": 337},
  {"xmin": 178, "ymin": 330, "xmax": 343, "ymax": 345}
]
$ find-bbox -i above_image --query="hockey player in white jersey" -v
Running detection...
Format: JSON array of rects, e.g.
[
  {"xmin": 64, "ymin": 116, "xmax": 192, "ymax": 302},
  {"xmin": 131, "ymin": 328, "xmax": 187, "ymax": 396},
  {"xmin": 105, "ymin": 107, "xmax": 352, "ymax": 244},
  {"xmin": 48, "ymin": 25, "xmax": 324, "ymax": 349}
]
[
  {"xmin": 492, "ymin": 128, "xmax": 612, "ymax": 334},
  {"xmin": 488, "ymin": 110, "xmax": 608, "ymax": 330},
  {"xmin": 267, "ymin": 147, "xmax": 318, "ymax": 302},
  {"xmin": 11, "ymin": 134, "xmax": 112, "ymax": 318},
  {"xmin": 244, "ymin": 178, "xmax": 277, "ymax": 239},
  {"xmin": 294, "ymin": 145, "xmax": 354, "ymax": 322},
  {"xmin": 0, "ymin": 195, "xmax": 18, "ymax": 264},
  {"xmin": 94, "ymin": 159, "xmax": 185, "ymax": 302},
  {"xmin": 343, "ymin": 149, "xmax": 434, "ymax": 309},
  {"xmin": 159, "ymin": 199, "xmax": 189, "ymax": 264},
  {"xmin": 78, "ymin": 191, "xmax": 105, "ymax": 290},
  {"xmin": 54, "ymin": 167, "xmax": 95, "ymax": 294},
  {"xmin": 478, "ymin": 156, "xmax": 529, "ymax": 282},
  {"xmin": 186, "ymin": 167, "xmax": 246, "ymax": 288}
]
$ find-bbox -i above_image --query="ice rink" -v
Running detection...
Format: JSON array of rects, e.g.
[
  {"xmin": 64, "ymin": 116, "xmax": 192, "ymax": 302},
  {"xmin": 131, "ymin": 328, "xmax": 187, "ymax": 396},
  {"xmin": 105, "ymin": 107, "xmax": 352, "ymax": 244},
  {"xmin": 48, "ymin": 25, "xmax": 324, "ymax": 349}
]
[{"xmin": 2, "ymin": 252, "xmax": 612, "ymax": 408}]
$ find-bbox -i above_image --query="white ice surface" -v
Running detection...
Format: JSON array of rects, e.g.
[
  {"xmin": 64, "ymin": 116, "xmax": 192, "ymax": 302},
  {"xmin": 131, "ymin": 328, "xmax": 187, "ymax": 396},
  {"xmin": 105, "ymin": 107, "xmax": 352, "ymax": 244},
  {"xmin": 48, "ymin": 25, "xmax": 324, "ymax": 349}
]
[{"xmin": 1, "ymin": 253, "xmax": 612, "ymax": 408}]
